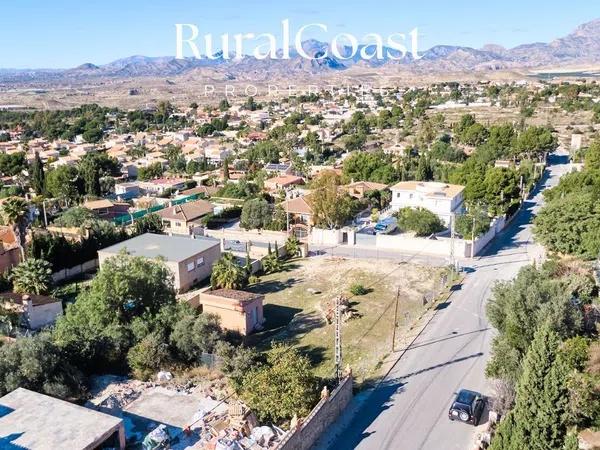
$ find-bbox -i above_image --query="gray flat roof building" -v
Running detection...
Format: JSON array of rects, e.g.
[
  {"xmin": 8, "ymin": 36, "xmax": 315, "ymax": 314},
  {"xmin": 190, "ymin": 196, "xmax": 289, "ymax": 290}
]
[
  {"xmin": 0, "ymin": 387, "xmax": 125, "ymax": 449},
  {"xmin": 98, "ymin": 233, "xmax": 220, "ymax": 262},
  {"xmin": 97, "ymin": 233, "xmax": 222, "ymax": 293}
]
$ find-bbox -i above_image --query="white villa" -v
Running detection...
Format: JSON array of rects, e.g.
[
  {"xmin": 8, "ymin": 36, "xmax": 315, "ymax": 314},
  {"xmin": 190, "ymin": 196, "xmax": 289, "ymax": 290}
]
[{"xmin": 389, "ymin": 181, "xmax": 465, "ymax": 226}]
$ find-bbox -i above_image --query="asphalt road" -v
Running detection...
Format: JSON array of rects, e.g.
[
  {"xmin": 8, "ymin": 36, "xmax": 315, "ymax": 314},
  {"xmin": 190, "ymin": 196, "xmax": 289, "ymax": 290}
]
[{"xmin": 320, "ymin": 150, "xmax": 571, "ymax": 450}]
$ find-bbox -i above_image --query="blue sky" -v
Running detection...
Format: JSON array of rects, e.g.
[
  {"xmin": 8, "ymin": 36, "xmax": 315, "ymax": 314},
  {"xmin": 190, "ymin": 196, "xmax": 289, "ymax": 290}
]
[{"xmin": 2, "ymin": 0, "xmax": 599, "ymax": 68}]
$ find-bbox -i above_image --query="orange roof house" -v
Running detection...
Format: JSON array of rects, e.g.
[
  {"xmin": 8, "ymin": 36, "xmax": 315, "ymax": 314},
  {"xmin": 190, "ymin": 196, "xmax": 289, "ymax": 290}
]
[{"xmin": 264, "ymin": 175, "xmax": 305, "ymax": 191}]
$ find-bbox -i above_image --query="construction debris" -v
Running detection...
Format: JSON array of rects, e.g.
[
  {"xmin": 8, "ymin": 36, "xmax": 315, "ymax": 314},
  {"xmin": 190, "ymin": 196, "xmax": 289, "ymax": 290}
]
[
  {"xmin": 87, "ymin": 374, "xmax": 285, "ymax": 449},
  {"xmin": 320, "ymin": 295, "xmax": 361, "ymax": 324}
]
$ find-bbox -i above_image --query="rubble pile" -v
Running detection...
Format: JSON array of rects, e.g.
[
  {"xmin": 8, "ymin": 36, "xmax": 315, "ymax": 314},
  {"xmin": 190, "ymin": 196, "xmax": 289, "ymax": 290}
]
[
  {"xmin": 182, "ymin": 397, "xmax": 286, "ymax": 449},
  {"xmin": 319, "ymin": 295, "xmax": 360, "ymax": 324}
]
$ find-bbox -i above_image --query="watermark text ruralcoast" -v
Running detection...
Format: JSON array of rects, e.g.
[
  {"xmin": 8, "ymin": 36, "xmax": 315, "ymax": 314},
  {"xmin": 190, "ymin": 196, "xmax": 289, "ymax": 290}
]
[{"xmin": 175, "ymin": 20, "xmax": 421, "ymax": 61}]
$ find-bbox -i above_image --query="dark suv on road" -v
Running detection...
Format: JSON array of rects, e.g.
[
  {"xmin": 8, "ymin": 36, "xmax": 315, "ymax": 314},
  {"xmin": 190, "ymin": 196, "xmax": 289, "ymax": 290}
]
[{"xmin": 448, "ymin": 389, "xmax": 485, "ymax": 425}]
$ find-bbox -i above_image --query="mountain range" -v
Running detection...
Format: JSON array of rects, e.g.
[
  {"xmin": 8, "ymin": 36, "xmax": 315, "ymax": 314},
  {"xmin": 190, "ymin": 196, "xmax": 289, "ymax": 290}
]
[{"xmin": 2, "ymin": 19, "xmax": 600, "ymax": 84}]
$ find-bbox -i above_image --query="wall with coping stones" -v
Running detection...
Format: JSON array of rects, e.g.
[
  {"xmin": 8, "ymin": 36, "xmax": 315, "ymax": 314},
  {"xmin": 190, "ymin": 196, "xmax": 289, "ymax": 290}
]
[{"xmin": 275, "ymin": 375, "xmax": 353, "ymax": 450}]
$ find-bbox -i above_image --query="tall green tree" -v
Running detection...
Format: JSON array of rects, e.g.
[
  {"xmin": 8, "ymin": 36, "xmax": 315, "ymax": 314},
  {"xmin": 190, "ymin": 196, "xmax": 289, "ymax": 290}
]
[
  {"xmin": 45, "ymin": 166, "xmax": 80, "ymax": 203},
  {"xmin": 486, "ymin": 265, "xmax": 583, "ymax": 383},
  {"xmin": 490, "ymin": 323, "xmax": 570, "ymax": 450},
  {"xmin": 240, "ymin": 198, "xmax": 273, "ymax": 230},
  {"xmin": 53, "ymin": 254, "xmax": 176, "ymax": 370},
  {"xmin": 31, "ymin": 151, "xmax": 46, "ymax": 195},
  {"xmin": 534, "ymin": 192, "xmax": 600, "ymax": 259},
  {"xmin": 309, "ymin": 171, "xmax": 356, "ymax": 229}
]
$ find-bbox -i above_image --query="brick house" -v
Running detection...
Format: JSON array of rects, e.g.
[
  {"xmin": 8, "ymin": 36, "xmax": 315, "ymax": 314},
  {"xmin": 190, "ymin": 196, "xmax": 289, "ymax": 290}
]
[{"xmin": 192, "ymin": 288, "xmax": 264, "ymax": 335}]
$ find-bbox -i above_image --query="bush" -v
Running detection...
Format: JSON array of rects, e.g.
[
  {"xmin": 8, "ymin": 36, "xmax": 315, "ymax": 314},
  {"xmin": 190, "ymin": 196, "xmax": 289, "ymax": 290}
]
[
  {"xmin": 170, "ymin": 313, "xmax": 223, "ymax": 363},
  {"xmin": 216, "ymin": 341, "xmax": 261, "ymax": 392},
  {"xmin": 395, "ymin": 207, "xmax": 445, "ymax": 236},
  {"xmin": 350, "ymin": 283, "xmax": 368, "ymax": 296},
  {"xmin": 240, "ymin": 343, "xmax": 319, "ymax": 423},
  {"xmin": 0, "ymin": 332, "xmax": 85, "ymax": 400},
  {"xmin": 127, "ymin": 331, "xmax": 170, "ymax": 380}
]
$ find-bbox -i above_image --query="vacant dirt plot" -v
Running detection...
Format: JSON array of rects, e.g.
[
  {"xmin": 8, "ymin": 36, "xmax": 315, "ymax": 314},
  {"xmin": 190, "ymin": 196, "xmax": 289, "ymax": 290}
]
[{"xmin": 247, "ymin": 256, "xmax": 447, "ymax": 385}]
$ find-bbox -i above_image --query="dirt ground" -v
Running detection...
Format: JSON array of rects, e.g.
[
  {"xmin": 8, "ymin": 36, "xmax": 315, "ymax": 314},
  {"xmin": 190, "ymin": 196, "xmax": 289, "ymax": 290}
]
[{"xmin": 247, "ymin": 256, "xmax": 448, "ymax": 385}]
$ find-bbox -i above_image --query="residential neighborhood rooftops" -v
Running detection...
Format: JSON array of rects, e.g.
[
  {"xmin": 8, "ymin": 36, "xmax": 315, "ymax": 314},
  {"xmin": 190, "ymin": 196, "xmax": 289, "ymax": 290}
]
[
  {"xmin": 143, "ymin": 177, "xmax": 187, "ymax": 186},
  {"xmin": 345, "ymin": 180, "xmax": 389, "ymax": 191},
  {"xmin": 157, "ymin": 199, "xmax": 214, "ymax": 222},
  {"xmin": 181, "ymin": 185, "xmax": 219, "ymax": 197},
  {"xmin": 282, "ymin": 195, "xmax": 313, "ymax": 215},
  {"xmin": 265, "ymin": 174, "xmax": 304, "ymax": 187},
  {"xmin": 83, "ymin": 199, "xmax": 128, "ymax": 210},
  {"xmin": 0, "ymin": 388, "xmax": 124, "ymax": 450},
  {"xmin": 98, "ymin": 233, "xmax": 220, "ymax": 262},
  {"xmin": 389, "ymin": 181, "xmax": 465, "ymax": 199}
]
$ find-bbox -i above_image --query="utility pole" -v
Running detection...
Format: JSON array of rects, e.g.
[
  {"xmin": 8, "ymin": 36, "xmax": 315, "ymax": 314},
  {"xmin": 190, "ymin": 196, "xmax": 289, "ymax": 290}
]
[
  {"xmin": 334, "ymin": 295, "xmax": 342, "ymax": 382},
  {"xmin": 286, "ymin": 200, "xmax": 290, "ymax": 236},
  {"xmin": 391, "ymin": 287, "xmax": 400, "ymax": 352}
]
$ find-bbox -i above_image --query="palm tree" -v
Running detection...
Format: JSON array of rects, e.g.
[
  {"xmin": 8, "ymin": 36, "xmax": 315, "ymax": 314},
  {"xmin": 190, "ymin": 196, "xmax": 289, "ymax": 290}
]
[
  {"xmin": 10, "ymin": 258, "xmax": 53, "ymax": 295},
  {"xmin": 210, "ymin": 253, "xmax": 246, "ymax": 290},
  {"xmin": 2, "ymin": 197, "xmax": 28, "ymax": 261}
]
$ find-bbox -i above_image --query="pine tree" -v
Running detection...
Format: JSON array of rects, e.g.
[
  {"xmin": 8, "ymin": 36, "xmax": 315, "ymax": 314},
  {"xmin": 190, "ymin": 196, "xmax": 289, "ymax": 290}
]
[
  {"xmin": 274, "ymin": 241, "xmax": 279, "ymax": 259},
  {"xmin": 31, "ymin": 151, "xmax": 45, "ymax": 195},
  {"xmin": 267, "ymin": 242, "xmax": 272, "ymax": 256}
]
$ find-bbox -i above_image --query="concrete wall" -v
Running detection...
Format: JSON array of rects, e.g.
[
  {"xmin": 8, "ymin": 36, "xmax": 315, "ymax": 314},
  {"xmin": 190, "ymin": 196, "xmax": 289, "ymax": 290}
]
[
  {"xmin": 26, "ymin": 302, "xmax": 63, "ymax": 330},
  {"xmin": 204, "ymin": 228, "xmax": 288, "ymax": 245},
  {"xmin": 309, "ymin": 228, "xmax": 355, "ymax": 246},
  {"xmin": 52, "ymin": 259, "xmax": 99, "ymax": 283},
  {"xmin": 276, "ymin": 375, "xmax": 353, "ymax": 450}
]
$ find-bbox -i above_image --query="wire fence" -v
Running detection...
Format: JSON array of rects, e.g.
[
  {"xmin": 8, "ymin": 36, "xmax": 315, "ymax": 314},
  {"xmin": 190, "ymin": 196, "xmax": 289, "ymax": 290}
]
[{"xmin": 111, "ymin": 193, "xmax": 201, "ymax": 225}]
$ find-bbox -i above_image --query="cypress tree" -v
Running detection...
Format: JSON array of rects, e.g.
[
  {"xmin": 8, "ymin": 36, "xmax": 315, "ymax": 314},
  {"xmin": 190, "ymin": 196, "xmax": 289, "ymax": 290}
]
[
  {"xmin": 223, "ymin": 158, "xmax": 230, "ymax": 181},
  {"xmin": 31, "ymin": 151, "xmax": 45, "ymax": 195},
  {"xmin": 245, "ymin": 245, "xmax": 252, "ymax": 275},
  {"xmin": 490, "ymin": 322, "xmax": 570, "ymax": 450}
]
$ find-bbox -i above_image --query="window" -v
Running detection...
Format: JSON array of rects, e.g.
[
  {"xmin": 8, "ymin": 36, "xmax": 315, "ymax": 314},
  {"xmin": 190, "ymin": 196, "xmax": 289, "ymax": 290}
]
[
  {"xmin": 396, "ymin": 192, "xmax": 401, "ymax": 198},
  {"xmin": 186, "ymin": 261, "xmax": 195, "ymax": 272},
  {"xmin": 196, "ymin": 257, "xmax": 204, "ymax": 266},
  {"xmin": 175, "ymin": 222, "xmax": 182, "ymax": 227}
]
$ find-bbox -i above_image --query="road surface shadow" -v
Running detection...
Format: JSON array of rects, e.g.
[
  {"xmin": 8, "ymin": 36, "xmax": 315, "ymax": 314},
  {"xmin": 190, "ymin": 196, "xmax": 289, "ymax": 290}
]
[
  {"xmin": 330, "ymin": 379, "xmax": 406, "ymax": 448},
  {"xmin": 397, "ymin": 352, "xmax": 484, "ymax": 379},
  {"xmin": 402, "ymin": 328, "xmax": 490, "ymax": 352}
]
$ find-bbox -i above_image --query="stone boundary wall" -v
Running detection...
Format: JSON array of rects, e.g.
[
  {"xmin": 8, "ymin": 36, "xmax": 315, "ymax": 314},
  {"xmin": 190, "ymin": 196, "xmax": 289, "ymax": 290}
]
[{"xmin": 275, "ymin": 375, "xmax": 353, "ymax": 450}]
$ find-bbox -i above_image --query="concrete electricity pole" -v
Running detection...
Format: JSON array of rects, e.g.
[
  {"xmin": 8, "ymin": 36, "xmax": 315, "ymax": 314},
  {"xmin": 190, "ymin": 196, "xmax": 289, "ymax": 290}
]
[{"xmin": 334, "ymin": 295, "xmax": 343, "ymax": 382}]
